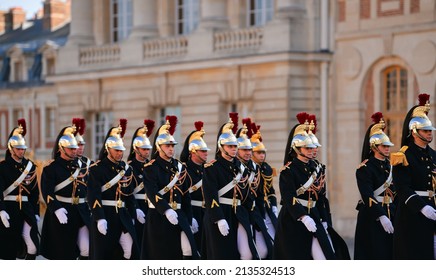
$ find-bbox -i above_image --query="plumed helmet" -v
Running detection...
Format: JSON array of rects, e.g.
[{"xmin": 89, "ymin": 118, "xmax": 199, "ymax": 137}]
[
  {"xmin": 218, "ymin": 112, "xmax": 238, "ymax": 150},
  {"xmin": 105, "ymin": 119, "xmax": 127, "ymax": 151},
  {"xmin": 59, "ymin": 125, "xmax": 79, "ymax": 149},
  {"xmin": 236, "ymin": 118, "xmax": 253, "ymax": 150},
  {"xmin": 250, "ymin": 122, "xmax": 266, "ymax": 152},
  {"xmin": 133, "ymin": 119, "xmax": 154, "ymax": 150},
  {"xmin": 291, "ymin": 112, "xmax": 315, "ymax": 149},
  {"xmin": 180, "ymin": 121, "xmax": 210, "ymax": 163},
  {"xmin": 72, "ymin": 118, "xmax": 86, "ymax": 145},
  {"xmin": 401, "ymin": 93, "xmax": 436, "ymax": 146},
  {"xmin": 8, "ymin": 119, "xmax": 27, "ymax": 150},
  {"xmin": 308, "ymin": 114, "xmax": 321, "ymax": 147},
  {"xmin": 155, "ymin": 115, "xmax": 178, "ymax": 151},
  {"xmin": 361, "ymin": 112, "xmax": 394, "ymax": 161}
]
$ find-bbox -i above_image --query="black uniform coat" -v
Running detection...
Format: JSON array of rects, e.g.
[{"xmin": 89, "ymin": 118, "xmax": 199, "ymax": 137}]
[
  {"xmin": 256, "ymin": 161, "xmax": 278, "ymax": 231},
  {"xmin": 128, "ymin": 157, "xmax": 149, "ymax": 250},
  {"xmin": 392, "ymin": 143, "xmax": 436, "ymax": 259},
  {"xmin": 202, "ymin": 155, "xmax": 259, "ymax": 260},
  {"xmin": 185, "ymin": 158, "xmax": 205, "ymax": 251},
  {"xmin": 40, "ymin": 157, "xmax": 91, "ymax": 259},
  {"xmin": 0, "ymin": 157, "xmax": 39, "ymax": 259},
  {"xmin": 87, "ymin": 157, "xmax": 139, "ymax": 259},
  {"xmin": 354, "ymin": 156, "xmax": 396, "ymax": 259},
  {"xmin": 141, "ymin": 156, "xmax": 199, "ymax": 260},
  {"xmin": 273, "ymin": 158, "xmax": 336, "ymax": 260}
]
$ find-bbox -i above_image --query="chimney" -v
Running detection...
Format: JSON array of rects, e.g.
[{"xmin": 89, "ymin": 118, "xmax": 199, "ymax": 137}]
[
  {"xmin": 43, "ymin": 0, "xmax": 70, "ymax": 31},
  {"xmin": 5, "ymin": 7, "xmax": 26, "ymax": 31},
  {"xmin": 0, "ymin": 11, "xmax": 5, "ymax": 34}
]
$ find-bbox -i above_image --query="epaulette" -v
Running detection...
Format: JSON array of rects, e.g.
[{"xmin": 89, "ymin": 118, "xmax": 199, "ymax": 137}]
[
  {"xmin": 144, "ymin": 159, "xmax": 155, "ymax": 168},
  {"xmin": 90, "ymin": 160, "xmax": 100, "ymax": 168},
  {"xmin": 204, "ymin": 159, "xmax": 217, "ymax": 168},
  {"xmin": 357, "ymin": 159, "xmax": 368, "ymax": 169},
  {"xmin": 272, "ymin": 167, "xmax": 277, "ymax": 177},
  {"xmin": 279, "ymin": 161, "xmax": 292, "ymax": 173},
  {"xmin": 390, "ymin": 146, "xmax": 409, "ymax": 166}
]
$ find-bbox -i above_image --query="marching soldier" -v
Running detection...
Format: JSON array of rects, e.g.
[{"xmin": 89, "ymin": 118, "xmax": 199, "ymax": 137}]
[
  {"xmin": 141, "ymin": 116, "xmax": 199, "ymax": 260},
  {"xmin": 202, "ymin": 113, "xmax": 259, "ymax": 260},
  {"xmin": 354, "ymin": 112, "xmax": 396, "ymax": 259},
  {"xmin": 274, "ymin": 112, "xmax": 336, "ymax": 259},
  {"xmin": 179, "ymin": 121, "xmax": 210, "ymax": 252},
  {"xmin": 87, "ymin": 119, "xmax": 140, "ymax": 260},
  {"xmin": 0, "ymin": 119, "xmax": 39, "ymax": 260},
  {"xmin": 40, "ymin": 121, "xmax": 91, "ymax": 259},
  {"xmin": 391, "ymin": 93, "xmax": 436, "ymax": 259},
  {"xmin": 127, "ymin": 119, "xmax": 154, "ymax": 250},
  {"xmin": 236, "ymin": 118, "xmax": 272, "ymax": 259},
  {"xmin": 250, "ymin": 122, "xmax": 278, "ymax": 241}
]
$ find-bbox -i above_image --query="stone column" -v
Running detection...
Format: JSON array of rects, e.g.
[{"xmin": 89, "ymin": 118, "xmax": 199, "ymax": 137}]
[
  {"xmin": 198, "ymin": 0, "xmax": 229, "ymax": 31},
  {"xmin": 66, "ymin": 0, "xmax": 94, "ymax": 46},
  {"xmin": 276, "ymin": 0, "xmax": 306, "ymax": 19},
  {"xmin": 129, "ymin": 0, "xmax": 158, "ymax": 39}
]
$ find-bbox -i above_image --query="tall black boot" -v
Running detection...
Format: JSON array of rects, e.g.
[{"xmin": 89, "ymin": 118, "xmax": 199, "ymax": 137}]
[
  {"xmin": 78, "ymin": 255, "xmax": 89, "ymax": 260},
  {"xmin": 183, "ymin": 255, "xmax": 192, "ymax": 260},
  {"xmin": 24, "ymin": 254, "xmax": 37, "ymax": 260}
]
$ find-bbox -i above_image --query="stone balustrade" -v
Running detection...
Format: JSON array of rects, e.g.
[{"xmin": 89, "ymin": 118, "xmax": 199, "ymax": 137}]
[
  {"xmin": 143, "ymin": 36, "xmax": 188, "ymax": 59},
  {"xmin": 79, "ymin": 44, "xmax": 121, "ymax": 65},
  {"xmin": 214, "ymin": 27, "xmax": 264, "ymax": 52}
]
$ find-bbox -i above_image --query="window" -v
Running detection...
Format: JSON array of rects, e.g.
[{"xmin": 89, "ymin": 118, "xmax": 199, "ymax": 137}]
[
  {"xmin": 45, "ymin": 107, "xmax": 57, "ymax": 143},
  {"xmin": 13, "ymin": 61, "xmax": 23, "ymax": 82},
  {"xmin": 110, "ymin": 0, "xmax": 133, "ymax": 42},
  {"xmin": 46, "ymin": 57, "xmax": 56, "ymax": 76},
  {"xmin": 247, "ymin": 0, "xmax": 274, "ymax": 27},
  {"xmin": 92, "ymin": 112, "xmax": 113, "ymax": 159},
  {"xmin": 382, "ymin": 66, "xmax": 408, "ymax": 146},
  {"xmin": 175, "ymin": 0, "xmax": 200, "ymax": 35}
]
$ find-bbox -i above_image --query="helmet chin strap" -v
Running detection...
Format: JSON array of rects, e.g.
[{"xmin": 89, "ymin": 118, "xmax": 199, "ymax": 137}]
[
  {"xmin": 292, "ymin": 146, "xmax": 311, "ymax": 160},
  {"xmin": 373, "ymin": 146, "xmax": 389, "ymax": 159},
  {"xmin": 220, "ymin": 145, "xmax": 235, "ymax": 159},
  {"xmin": 135, "ymin": 148, "xmax": 147, "ymax": 161},
  {"xmin": 60, "ymin": 146, "xmax": 76, "ymax": 161}
]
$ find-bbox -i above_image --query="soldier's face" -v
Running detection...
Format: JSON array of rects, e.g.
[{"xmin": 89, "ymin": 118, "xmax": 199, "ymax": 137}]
[
  {"xmin": 77, "ymin": 144, "xmax": 85, "ymax": 157},
  {"xmin": 160, "ymin": 144, "xmax": 175, "ymax": 160},
  {"xmin": 252, "ymin": 151, "xmax": 266, "ymax": 163},
  {"xmin": 136, "ymin": 147, "xmax": 150, "ymax": 161},
  {"xmin": 12, "ymin": 147, "xmax": 26, "ymax": 160},
  {"xmin": 192, "ymin": 150, "xmax": 208, "ymax": 164},
  {"xmin": 61, "ymin": 147, "xmax": 77, "ymax": 160},
  {"xmin": 238, "ymin": 148, "xmax": 252, "ymax": 161},
  {"xmin": 223, "ymin": 145, "xmax": 237, "ymax": 158},
  {"xmin": 416, "ymin": 129, "xmax": 433, "ymax": 144},
  {"xmin": 109, "ymin": 148, "xmax": 124, "ymax": 162}
]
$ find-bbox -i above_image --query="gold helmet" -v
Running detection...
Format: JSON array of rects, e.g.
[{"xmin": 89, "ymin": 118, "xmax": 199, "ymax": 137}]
[
  {"xmin": 308, "ymin": 114, "xmax": 321, "ymax": 147},
  {"xmin": 133, "ymin": 119, "xmax": 154, "ymax": 150},
  {"xmin": 105, "ymin": 119, "xmax": 127, "ymax": 151},
  {"xmin": 237, "ymin": 118, "xmax": 253, "ymax": 150},
  {"xmin": 291, "ymin": 112, "xmax": 315, "ymax": 149},
  {"xmin": 8, "ymin": 119, "xmax": 27, "ymax": 150},
  {"xmin": 250, "ymin": 122, "xmax": 266, "ymax": 152},
  {"xmin": 408, "ymin": 94, "xmax": 435, "ymax": 131},
  {"xmin": 155, "ymin": 115, "xmax": 178, "ymax": 151},
  {"xmin": 72, "ymin": 118, "xmax": 86, "ymax": 145},
  {"xmin": 59, "ymin": 125, "xmax": 79, "ymax": 149},
  {"xmin": 369, "ymin": 113, "xmax": 394, "ymax": 148},
  {"xmin": 218, "ymin": 112, "xmax": 239, "ymax": 151},
  {"xmin": 188, "ymin": 121, "xmax": 210, "ymax": 152}
]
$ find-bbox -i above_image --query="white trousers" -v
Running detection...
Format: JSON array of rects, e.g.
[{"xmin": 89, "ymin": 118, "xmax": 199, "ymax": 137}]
[{"xmin": 22, "ymin": 221, "xmax": 37, "ymax": 254}]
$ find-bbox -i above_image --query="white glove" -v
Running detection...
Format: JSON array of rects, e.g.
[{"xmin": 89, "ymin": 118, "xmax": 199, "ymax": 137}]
[
  {"xmin": 420, "ymin": 205, "xmax": 436, "ymax": 221},
  {"xmin": 322, "ymin": 221, "xmax": 329, "ymax": 231},
  {"xmin": 97, "ymin": 219, "xmax": 108, "ymax": 235},
  {"xmin": 191, "ymin": 218, "xmax": 199, "ymax": 234},
  {"xmin": 272, "ymin": 206, "xmax": 278, "ymax": 217},
  {"xmin": 378, "ymin": 215, "xmax": 394, "ymax": 234},
  {"xmin": 217, "ymin": 219, "xmax": 230, "ymax": 236},
  {"xmin": 136, "ymin": 209, "xmax": 146, "ymax": 224},
  {"xmin": 300, "ymin": 215, "xmax": 317, "ymax": 232},
  {"xmin": 54, "ymin": 208, "xmax": 68, "ymax": 224},
  {"xmin": 35, "ymin": 215, "xmax": 40, "ymax": 223},
  {"xmin": 0, "ymin": 210, "xmax": 10, "ymax": 228},
  {"xmin": 165, "ymin": 209, "xmax": 178, "ymax": 225}
]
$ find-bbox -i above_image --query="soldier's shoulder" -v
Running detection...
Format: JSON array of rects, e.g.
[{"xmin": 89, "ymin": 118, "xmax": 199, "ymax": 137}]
[
  {"xmin": 279, "ymin": 161, "xmax": 292, "ymax": 173},
  {"xmin": 356, "ymin": 159, "xmax": 368, "ymax": 169},
  {"xmin": 204, "ymin": 159, "xmax": 217, "ymax": 168},
  {"xmin": 143, "ymin": 159, "xmax": 155, "ymax": 168}
]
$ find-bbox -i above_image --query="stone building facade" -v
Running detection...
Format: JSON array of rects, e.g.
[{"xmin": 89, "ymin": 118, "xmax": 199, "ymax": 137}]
[{"xmin": 0, "ymin": 0, "xmax": 435, "ymax": 239}]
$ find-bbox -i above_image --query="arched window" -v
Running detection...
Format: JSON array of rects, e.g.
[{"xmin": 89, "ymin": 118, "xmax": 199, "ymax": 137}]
[
  {"xmin": 175, "ymin": 0, "xmax": 200, "ymax": 35},
  {"xmin": 382, "ymin": 66, "xmax": 408, "ymax": 147}
]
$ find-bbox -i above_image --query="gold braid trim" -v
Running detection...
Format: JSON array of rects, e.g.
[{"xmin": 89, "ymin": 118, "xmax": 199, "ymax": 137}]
[{"xmin": 390, "ymin": 146, "xmax": 409, "ymax": 166}]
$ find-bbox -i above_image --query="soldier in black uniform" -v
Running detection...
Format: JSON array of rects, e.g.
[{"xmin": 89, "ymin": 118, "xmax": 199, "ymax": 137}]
[
  {"xmin": 274, "ymin": 112, "xmax": 336, "ymax": 260},
  {"xmin": 73, "ymin": 118, "xmax": 94, "ymax": 170},
  {"xmin": 87, "ymin": 119, "xmax": 140, "ymax": 260},
  {"xmin": 236, "ymin": 118, "xmax": 272, "ymax": 259},
  {"xmin": 354, "ymin": 112, "xmax": 396, "ymax": 259},
  {"xmin": 40, "ymin": 122, "xmax": 91, "ymax": 259},
  {"xmin": 179, "ymin": 121, "xmax": 210, "ymax": 252},
  {"xmin": 391, "ymin": 93, "xmax": 436, "ymax": 259},
  {"xmin": 127, "ymin": 119, "xmax": 154, "ymax": 250},
  {"xmin": 250, "ymin": 122, "xmax": 278, "ymax": 241},
  {"xmin": 141, "ymin": 115, "xmax": 199, "ymax": 260},
  {"xmin": 202, "ymin": 113, "xmax": 259, "ymax": 260},
  {"xmin": 0, "ymin": 119, "xmax": 39, "ymax": 260}
]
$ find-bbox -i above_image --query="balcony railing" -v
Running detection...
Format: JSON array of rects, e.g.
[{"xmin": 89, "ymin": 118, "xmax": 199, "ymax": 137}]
[
  {"xmin": 214, "ymin": 27, "xmax": 263, "ymax": 52},
  {"xmin": 79, "ymin": 45, "xmax": 121, "ymax": 65},
  {"xmin": 143, "ymin": 36, "xmax": 188, "ymax": 59}
]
